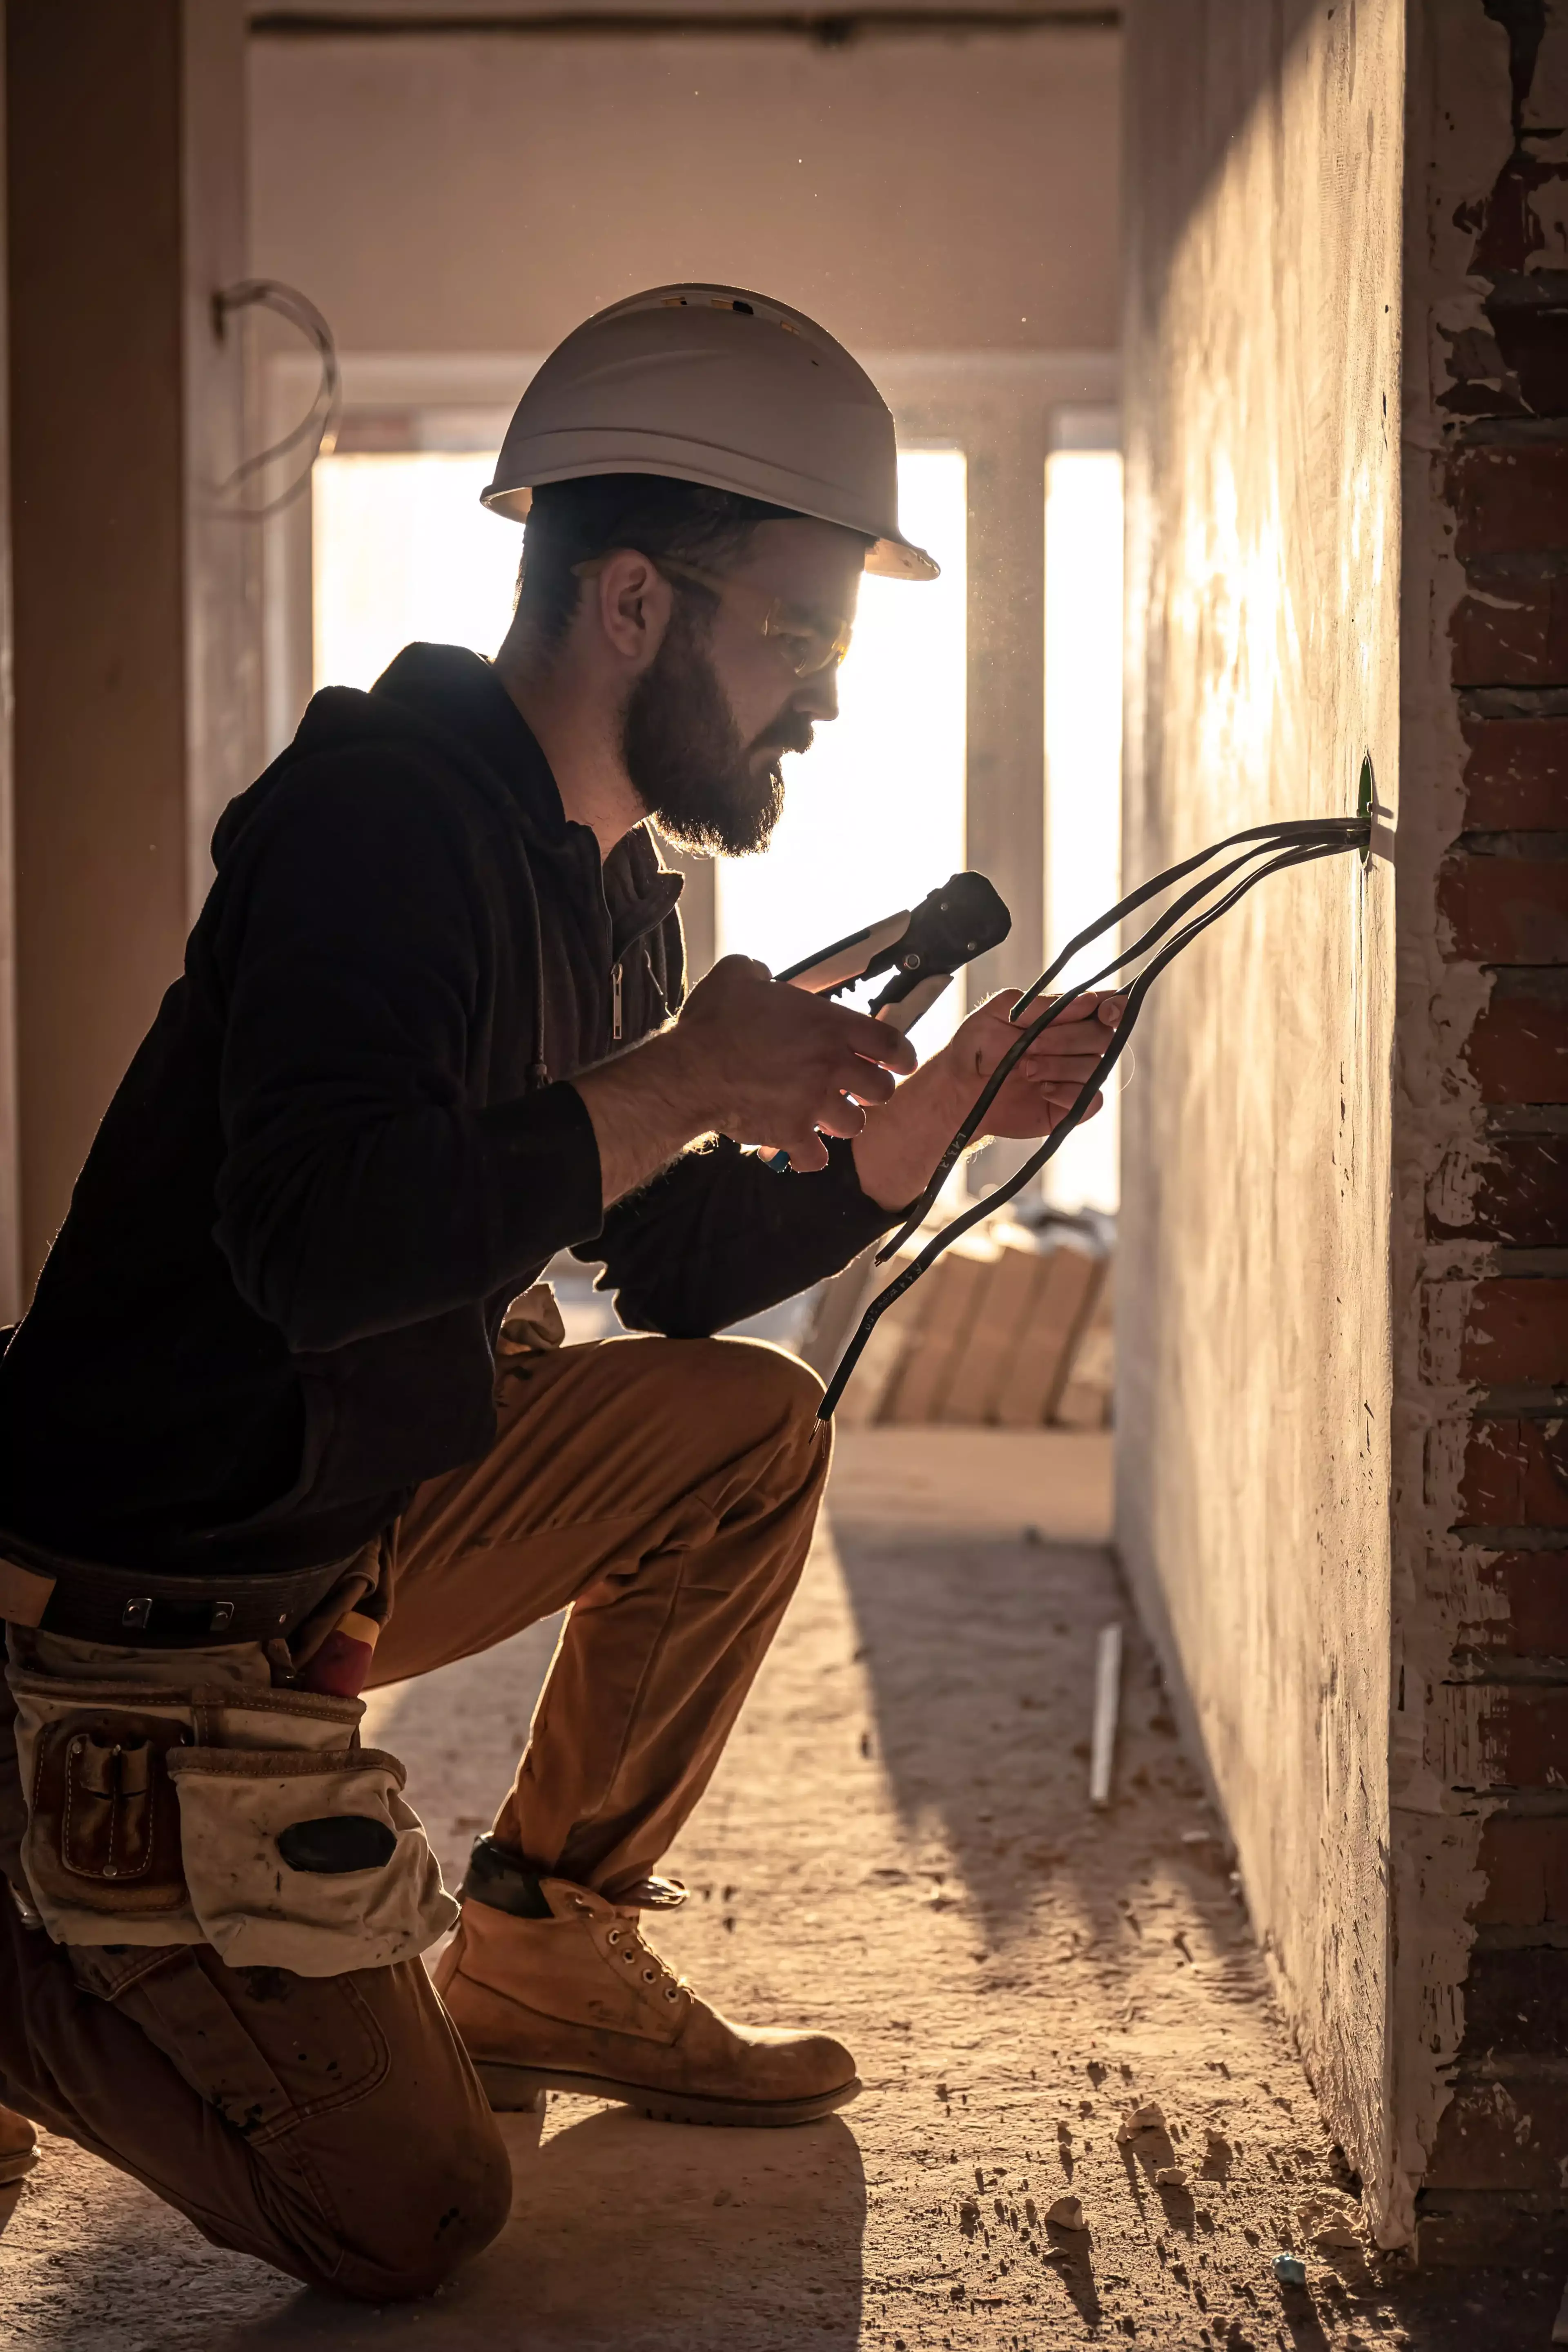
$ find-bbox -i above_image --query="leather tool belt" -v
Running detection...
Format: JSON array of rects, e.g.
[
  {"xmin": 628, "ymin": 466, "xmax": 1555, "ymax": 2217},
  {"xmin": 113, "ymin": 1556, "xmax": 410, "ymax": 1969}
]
[{"xmin": 0, "ymin": 1533, "xmax": 352, "ymax": 1649}]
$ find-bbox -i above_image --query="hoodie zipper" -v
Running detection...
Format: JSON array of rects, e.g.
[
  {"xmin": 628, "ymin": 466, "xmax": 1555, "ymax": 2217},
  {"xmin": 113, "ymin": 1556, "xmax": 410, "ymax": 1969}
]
[{"xmin": 611, "ymin": 959, "xmax": 624, "ymax": 1042}]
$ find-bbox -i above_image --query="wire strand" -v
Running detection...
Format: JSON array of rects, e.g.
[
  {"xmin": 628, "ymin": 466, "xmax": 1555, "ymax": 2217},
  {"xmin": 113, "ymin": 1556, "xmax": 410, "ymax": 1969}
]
[
  {"xmin": 211, "ymin": 279, "xmax": 341, "ymax": 521},
  {"xmin": 1015, "ymin": 816, "xmax": 1365, "ymax": 1020}
]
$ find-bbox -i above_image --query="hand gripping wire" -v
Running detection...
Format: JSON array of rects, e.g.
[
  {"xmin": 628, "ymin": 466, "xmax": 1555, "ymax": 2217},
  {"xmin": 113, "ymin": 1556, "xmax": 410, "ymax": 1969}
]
[{"xmin": 815, "ymin": 815, "xmax": 1372, "ymax": 1424}]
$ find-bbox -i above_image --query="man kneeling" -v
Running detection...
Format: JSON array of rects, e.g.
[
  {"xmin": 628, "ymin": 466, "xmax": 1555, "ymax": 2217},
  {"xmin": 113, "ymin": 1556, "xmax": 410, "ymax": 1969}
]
[{"xmin": 0, "ymin": 285, "xmax": 1116, "ymax": 2298}]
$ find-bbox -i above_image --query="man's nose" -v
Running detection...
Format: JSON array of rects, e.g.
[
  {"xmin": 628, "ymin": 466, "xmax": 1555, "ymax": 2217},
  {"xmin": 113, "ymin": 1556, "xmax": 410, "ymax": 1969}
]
[{"xmin": 797, "ymin": 665, "xmax": 840, "ymax": 724}]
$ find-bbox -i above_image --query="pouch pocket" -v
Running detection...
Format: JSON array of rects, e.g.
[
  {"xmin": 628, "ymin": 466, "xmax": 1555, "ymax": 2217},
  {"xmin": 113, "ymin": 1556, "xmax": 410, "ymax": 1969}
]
[
  {"xmin": 27, "ymin": 1708, "xmax": 193, "ymax": 1919},
  {"xmin": 8, "ymin": 1676, "xmax": 206, "ymax": 1946},
  {"xmin": 167, "ymin": 1745, "xmax": 457, "ymax": 1977}
]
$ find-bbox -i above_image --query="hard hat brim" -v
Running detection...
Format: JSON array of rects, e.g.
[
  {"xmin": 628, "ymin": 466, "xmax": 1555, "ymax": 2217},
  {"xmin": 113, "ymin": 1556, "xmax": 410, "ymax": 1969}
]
[{"xmin": 482, "ymin": 462, "xmax": 939, "ymax": 583}]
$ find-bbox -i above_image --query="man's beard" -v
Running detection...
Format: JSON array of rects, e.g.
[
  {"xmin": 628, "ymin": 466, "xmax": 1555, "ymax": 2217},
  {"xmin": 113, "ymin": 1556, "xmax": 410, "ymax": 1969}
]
[{"xmin": 622, "ymin": 600, "xmax": 811, "ymax": 857}]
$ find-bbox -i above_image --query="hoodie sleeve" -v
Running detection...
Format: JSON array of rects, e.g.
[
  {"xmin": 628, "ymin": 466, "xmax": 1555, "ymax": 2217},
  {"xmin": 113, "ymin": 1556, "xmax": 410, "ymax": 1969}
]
[
  {"xmin": 579, "ymin": 1133, "xmax": 901, "ymax": 1337},
  {"xmin": 212, "ymin": 761, "xmax": 603, "ymax": 1353}
]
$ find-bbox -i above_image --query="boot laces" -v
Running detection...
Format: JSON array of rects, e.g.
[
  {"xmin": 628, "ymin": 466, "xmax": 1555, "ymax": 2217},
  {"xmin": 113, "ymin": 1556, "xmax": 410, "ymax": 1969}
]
[{"xmin": 588, "ymin": 1903, "xmax": 688, "ymax": 2003}]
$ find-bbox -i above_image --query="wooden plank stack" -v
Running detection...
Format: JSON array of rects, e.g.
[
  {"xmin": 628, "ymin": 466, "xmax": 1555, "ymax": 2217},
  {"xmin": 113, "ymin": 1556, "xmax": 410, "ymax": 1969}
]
[{"xmin": 803, "ymin": 1215, "xmax": 1112, "ymax": 1428}]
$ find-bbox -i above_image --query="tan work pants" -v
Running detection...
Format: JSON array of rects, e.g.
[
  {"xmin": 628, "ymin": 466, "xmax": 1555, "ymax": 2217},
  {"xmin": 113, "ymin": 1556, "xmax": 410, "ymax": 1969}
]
[{"xmin": 0, "ymin": 1335, "xmax": 829, "ymax": 2300}]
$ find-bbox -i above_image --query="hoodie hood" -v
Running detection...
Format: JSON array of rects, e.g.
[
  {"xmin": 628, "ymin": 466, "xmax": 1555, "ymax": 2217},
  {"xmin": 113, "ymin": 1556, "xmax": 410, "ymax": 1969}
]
[{"xmin": 212, "ymin": 644, "xmax": 682, "ymax": 956}]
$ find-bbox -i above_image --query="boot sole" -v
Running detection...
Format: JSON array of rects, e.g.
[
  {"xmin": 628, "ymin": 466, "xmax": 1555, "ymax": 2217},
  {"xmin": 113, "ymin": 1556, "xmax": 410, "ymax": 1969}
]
[
  {"xmin": 0, "ymin": 2149, "xmax": 38, "ymax": 2186},
  {"xmin": 475, "ymin": 2060, "xmax": 860, "ymax": 2129}
]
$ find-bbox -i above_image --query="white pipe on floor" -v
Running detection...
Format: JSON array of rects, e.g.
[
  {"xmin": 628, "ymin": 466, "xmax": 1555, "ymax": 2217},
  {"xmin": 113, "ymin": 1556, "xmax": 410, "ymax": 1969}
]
[{"xmin": 1089, "ymin": 1622, "xmax": 1122, "ymax": 1809}]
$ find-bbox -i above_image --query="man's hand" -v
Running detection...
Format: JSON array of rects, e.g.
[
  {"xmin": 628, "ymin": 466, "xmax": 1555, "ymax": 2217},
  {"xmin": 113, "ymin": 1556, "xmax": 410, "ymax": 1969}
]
[
  {"xmin": 571, "ymin": 955, "xmax": 918, "ymax": 1206},
  {"xmin": 851, "ymin": 989, "xmax": 1125, "ymax": 1212}
]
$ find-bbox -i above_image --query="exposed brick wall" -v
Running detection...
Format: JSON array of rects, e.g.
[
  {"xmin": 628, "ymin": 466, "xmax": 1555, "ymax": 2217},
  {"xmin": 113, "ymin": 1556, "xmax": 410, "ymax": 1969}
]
[{"xmin": 1416, "ymin": 0, "xmax": 1568, "ymax": 2265}]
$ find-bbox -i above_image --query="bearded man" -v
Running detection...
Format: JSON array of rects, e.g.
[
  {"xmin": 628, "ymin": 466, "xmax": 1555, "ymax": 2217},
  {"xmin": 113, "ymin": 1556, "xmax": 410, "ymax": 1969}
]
[{"xmin": 0, "ymin": 286, "xmax": 1118, "ymax": 2297}]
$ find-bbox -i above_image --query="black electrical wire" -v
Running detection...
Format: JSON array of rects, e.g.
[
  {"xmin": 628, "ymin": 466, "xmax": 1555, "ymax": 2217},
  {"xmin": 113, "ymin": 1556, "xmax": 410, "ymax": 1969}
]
[
  {"xmin": 817, "ymin": 817, "xmax": 1371, "ymax": 1423},
  {"xmin": 880, "ymin": 815, "xmax": 1368, "ymax": 1256},
  {"xmin": 210, "ymin": 280, "xmax": 342, "ymax": 520}
]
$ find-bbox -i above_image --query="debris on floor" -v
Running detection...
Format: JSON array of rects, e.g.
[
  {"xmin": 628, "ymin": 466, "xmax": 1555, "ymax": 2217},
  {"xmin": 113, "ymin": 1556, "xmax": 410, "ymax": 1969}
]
[{"xmin": 1118, "ymin": 2102, "xmax": 1168, "ymax": 2146}]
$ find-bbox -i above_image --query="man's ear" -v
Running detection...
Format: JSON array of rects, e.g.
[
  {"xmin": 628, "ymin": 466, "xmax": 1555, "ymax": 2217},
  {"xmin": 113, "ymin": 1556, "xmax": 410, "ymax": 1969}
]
[{"xmin": 593, "ymin": 550, "xmax": 673, "ymax": 669}]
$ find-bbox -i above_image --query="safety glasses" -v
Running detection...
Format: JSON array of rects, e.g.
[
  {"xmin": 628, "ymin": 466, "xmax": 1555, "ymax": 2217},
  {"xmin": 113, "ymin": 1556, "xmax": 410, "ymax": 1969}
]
[{"xmin": 572, "ymin": 553, "xmax": 854, "ymax": 677}]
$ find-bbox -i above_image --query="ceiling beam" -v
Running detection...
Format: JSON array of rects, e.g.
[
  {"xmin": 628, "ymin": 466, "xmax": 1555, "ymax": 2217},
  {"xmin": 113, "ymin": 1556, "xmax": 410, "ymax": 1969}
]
[{"xmin": 250, "ymin": 8, "xmax": 1119, "ymax": 38}]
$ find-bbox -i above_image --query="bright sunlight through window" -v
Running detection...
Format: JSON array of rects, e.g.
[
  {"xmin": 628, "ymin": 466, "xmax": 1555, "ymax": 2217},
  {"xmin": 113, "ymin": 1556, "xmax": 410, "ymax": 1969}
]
[
  {"xmin": 715, "ymin": 449, "xmax": 968, "ymax": 1046},
  {"xmin": 314, "ymin": 453, "xmax": 522, "ymax": 692},
  {"xmin": 1043, "ymin": 446, "xmax": 1123, "ymax": 1214}
]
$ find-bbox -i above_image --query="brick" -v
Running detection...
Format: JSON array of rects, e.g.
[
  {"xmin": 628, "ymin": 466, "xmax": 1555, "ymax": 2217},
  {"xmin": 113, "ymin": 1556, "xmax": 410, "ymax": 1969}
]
[
  {"xmin": 1458, "ymin": 1552, "xmax": 1568, "ymax": 1654},
  {"xmin": 1476, "ymin": 1685, "xmax": 1568, "ymax": 1787},
  {"xmin": 1451, "ymin": 579, "xmax": 1568, "ymax": 687},
  {"xmin": 1487, "ymin": 284, "xmax": 1568, "ymax": 419},
  {"xmin": 1458, "ymin": 1946, "xmax": 1568, "ymax": 2057},
  {"xmin": 1462, "ymin": 973, "xmax": 1568, "ymax": 1102},
  {"xmin": 1459, "ymin": 1279, "xmax": 1568, "ymax": 1384},
  {"xmin": 1436, "ymin": 1680, "xmax": 1568, "ymax": 1787},
  {"xmin": 1435, "ymin": 269, "xmax": 1568, "ymax": 419},
  {"xmin": 1416, "ymin": 2194, "xmax": 1566, "ymax": 2269},
  {"xmin": 1424, "ymin": 2078, "xmax": 1568, "ymax": 2191},
  {"xmin": 1461, "ymin": 716, "xmax": 1568, "ymax": 830},
  {"xmin": 1456, "ymin": 1424, "xmax": 1568, "ymax": 1529},
  {"xmin": 1427, "ymin": 1135, "xmax": 1568, "ymax": 1243},
  {"xmin": 1438, "ymin": 852, "xmax": 1568, "ymax": 961},
  {"xmin": 1472, "ymin": 1816, "xmax": 1568, "ymax": 1926},
  {"xmin": 1448, "ymin": 446, "xmax": 1568, "ymax": 560}
]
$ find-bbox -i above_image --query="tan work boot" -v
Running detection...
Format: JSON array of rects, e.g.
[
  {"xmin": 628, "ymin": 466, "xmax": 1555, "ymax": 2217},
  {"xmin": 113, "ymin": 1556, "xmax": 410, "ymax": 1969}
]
[
  {"xmin": 0, "ymin": 2104, "xmax": 38, "ymax": 2186},
  {"xmin": 434, "ymin": 1879, "xmax": 860, "ymax": 2127}
]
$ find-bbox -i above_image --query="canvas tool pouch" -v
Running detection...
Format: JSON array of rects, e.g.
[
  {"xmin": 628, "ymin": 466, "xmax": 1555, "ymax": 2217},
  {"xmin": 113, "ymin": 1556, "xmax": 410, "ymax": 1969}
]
[{"xmin": 5, "ymin": 1628, "xmax": 457, "ymax": 1973}]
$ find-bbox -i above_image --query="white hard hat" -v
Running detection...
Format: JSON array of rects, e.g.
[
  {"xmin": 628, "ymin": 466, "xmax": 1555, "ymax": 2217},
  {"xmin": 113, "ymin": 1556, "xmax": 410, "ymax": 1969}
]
[{"xmin": 482, "ymin": 283, "xmax": 938, "ymax": 582}]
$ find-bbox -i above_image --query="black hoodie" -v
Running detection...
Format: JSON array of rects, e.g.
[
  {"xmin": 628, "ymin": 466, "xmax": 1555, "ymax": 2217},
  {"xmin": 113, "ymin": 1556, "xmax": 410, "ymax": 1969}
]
[{"xmin": 0, "ymin": 646, "xmax": 895, "ymax": 1575}]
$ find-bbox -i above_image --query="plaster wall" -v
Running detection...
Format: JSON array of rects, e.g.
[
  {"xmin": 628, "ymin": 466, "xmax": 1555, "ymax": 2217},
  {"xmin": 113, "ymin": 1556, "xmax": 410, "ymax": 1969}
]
[
  {"xmin": 1118, "ymin": 0, "xmax": 1403, "ymax": 2226},
  {"xmin": 247, "ymin": 22, "xmax": 1120, "ymax": 357},
  {"xmin": 4, "ymin": 0, "xmax": 252, "ymax": 1290},
  {"xmin": 185, "ymin": 0, "xmax": 263, "ymax": 913}
]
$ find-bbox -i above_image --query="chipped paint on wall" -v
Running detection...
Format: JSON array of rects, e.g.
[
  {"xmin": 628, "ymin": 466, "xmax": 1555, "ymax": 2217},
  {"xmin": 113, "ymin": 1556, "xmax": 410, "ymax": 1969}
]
[{"xmin": 1391, "ymin": 0, "xmax": 1568, "ymax": 2258}]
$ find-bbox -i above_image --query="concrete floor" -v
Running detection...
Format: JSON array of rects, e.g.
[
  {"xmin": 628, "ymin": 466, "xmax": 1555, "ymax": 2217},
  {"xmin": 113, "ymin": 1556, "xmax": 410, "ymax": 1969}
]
[{"xmin": 1, "ymin": 1429, "xmax": 1562, "ymax": 2349}]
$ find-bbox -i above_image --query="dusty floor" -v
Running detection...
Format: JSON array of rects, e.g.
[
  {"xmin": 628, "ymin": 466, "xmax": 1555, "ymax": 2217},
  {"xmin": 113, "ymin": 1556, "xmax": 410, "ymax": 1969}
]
[{"xmin": 1, "ymin": 1429, "xmax": 1561, "ymax": 2350}]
